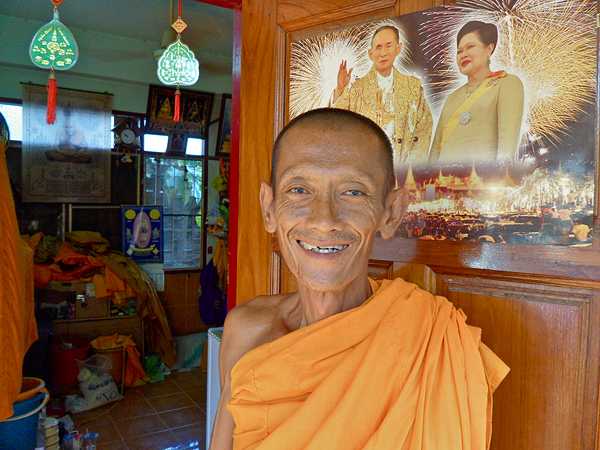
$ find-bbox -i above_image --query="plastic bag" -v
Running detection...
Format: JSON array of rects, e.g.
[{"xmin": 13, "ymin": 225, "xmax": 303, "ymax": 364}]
[
  {"xmin": 76, "ymin": 355, "xmax": 122, "ymax": 410},
  {"xmin": 144, "ymin": 355, "xmax": 167, "ymax": 383}
]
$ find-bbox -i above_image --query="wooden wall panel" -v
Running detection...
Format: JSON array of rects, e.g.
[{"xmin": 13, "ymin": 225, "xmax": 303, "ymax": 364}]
[
  {"xmin": 235, "ymin": 0, "xmax": 279, "ymax": 305},
  {"xmin": 278, "ymin": 0, "xmax": 397, "ymax": 30},
  {"xmin": 372, "ymin": 237, "xmax": 600, "ymax": 281},
  {"xmin": 430, "ymin": 273, "xmax": 600, "ymax": 450}
]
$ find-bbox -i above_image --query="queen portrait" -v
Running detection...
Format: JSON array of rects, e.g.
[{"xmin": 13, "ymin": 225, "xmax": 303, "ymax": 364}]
[{"xmin": 428, "ymin": 21, "xmax": 524, "ymax": 166}]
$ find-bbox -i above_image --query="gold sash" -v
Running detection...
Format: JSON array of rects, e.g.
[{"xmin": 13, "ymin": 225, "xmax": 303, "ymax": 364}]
[{"xmin": 440, "ymin": 79, "xmax": 498, "ymax": 150}]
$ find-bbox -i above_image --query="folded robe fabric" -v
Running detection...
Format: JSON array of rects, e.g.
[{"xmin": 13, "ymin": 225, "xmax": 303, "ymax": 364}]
[
  {"xmin": 0, "ymin": 118, "xmax": 37, "ymax": 421},
  {"xmin": 228, "ymin": 278, "xmax": 509, "ymax": 450}
]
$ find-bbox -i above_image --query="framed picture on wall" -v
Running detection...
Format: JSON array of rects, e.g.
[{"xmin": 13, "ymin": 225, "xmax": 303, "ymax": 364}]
[
  {"xmin": 168, "ymin": 132, "xmax": 187, "ymax": 153},
  {"xmin": 216, "ymin": 94, "xmax": 232, "ymax": 157},
  {"xmin": 146, "ymin": 84, "xmax": 214, "ymax": 139},
  {"xmin": 288, "ymin": 0, "xmax": 596, "ymax": 247},
  {"xmin": 22, "ymin": 84, "xmax": 113, "ymax": 203}
]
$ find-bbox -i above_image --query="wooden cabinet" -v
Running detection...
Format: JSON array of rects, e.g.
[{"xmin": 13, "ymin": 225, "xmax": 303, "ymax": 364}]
[
  {"xmin": 52, "ymin": 316, "xmax": 144, "ymax": 354},
  {"xmin": 38, "ymin": 282, "xmax": 144, "ymax": 351}
]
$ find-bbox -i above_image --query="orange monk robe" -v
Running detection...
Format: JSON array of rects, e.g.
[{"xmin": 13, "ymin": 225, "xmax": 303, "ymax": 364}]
[
  {"xmin": 228, "ymin": 278, "xmax": 509, "ymax": 450},
  {"xmin": 0, "ymin": 127, "xmax": 37, "ymax": 421}
]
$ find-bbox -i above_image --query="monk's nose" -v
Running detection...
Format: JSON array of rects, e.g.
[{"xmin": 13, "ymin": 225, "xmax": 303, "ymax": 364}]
[{"xmin": 306, "ymin": 195, "xmax": 344, "ymax": 232}]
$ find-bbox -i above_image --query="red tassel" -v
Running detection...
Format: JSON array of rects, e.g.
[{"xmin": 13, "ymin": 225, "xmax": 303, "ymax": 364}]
[
  {"xmin": 173, "ymin": 87, "xmax": 181, "ymax": 122},
  {"xmin": 46, "ymin": 72, "xmax": 58, "ymax": 125}
]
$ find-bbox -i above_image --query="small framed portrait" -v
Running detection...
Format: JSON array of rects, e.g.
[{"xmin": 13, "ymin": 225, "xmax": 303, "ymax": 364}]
[
  {"xmin": 168, "ymin": 132, "xmax": 187, "ymax": 153},
  {"xmin": 146, "ymin": 85, "xmax": 214, "ymax": 139},
  {"xmin": 216, "ymin": 94, "xmax": 232, "ymax": 157}
]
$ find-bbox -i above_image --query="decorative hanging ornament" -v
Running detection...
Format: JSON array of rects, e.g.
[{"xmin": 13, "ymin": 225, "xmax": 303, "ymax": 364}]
[
  {"xmin": 157, "ymin": 0, "xmax": 199, "ymax": 123},
  {"xmin": 29, "ymin": 0, "xmax": 79, "ymax": 124}
]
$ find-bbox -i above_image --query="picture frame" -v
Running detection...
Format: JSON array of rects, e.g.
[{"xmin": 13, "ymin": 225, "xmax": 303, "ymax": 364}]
[
  {"xmin": 216, "ymin": 94, "xmax": 232, "ymax": 157},
  {"xmin": 22, "ymin": 84, "xmax": 113, "ymax": 203},
  {"xmin": 168, "ymin": 131, "xmax": 188, "ymax": 154},
  {"xmin": 287, "ymin": 2, "xmax": 596, "ymax": 248},
  {"xmin": 146, "ymin": 84, "xmax": 214, "ymax": 140}
]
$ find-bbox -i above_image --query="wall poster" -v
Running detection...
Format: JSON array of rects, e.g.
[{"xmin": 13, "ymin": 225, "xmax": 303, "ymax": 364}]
[
  {"xmin": 289, "ymin": 0, "xmax": 596, "ymax": 246},
  {"xmin": 146, "ymin": 84, "xmax": 214, "ymax": 150},
  {"xmin": 22, "ymin": 84, "xmax": 113, "ymax": 203},
  {"xmin": 121, "ymin": 205, "xmax": 164, "ymax": 263}
]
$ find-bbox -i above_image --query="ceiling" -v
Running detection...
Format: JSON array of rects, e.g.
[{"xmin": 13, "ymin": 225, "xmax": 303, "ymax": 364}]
[{"xmin": 0, "ymin": 0, "xmax": 234, "ymax": 76}]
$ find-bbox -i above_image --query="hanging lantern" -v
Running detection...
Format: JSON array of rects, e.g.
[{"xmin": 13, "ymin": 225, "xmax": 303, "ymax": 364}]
[
  {"xmin": 29, "ymin": 0, "xmax": 79, "ymax": 125},
  {"xmin": 157, "ymin": 0, "xmax": 199, "ymax": 123}
]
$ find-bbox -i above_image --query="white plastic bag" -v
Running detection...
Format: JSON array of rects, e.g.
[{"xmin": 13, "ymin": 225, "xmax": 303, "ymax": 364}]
[{"xmin": 76, "ymin": 355, "xmax": 122, "ymax": 410}]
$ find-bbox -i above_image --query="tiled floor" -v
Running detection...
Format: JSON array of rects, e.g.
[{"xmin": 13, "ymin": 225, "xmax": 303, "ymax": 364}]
[{"xmin": 70, "ymin": 368, "xmax": 207, "ymax": 450}]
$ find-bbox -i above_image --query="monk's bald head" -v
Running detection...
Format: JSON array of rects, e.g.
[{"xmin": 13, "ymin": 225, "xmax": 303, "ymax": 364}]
[{"xmin": 271, "ymin": 109, "xmax": 395, "ymax": 196}]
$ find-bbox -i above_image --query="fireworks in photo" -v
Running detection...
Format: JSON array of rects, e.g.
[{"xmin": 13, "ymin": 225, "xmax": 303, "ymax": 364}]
[
  {"xmin": 288, "ymin": 0, "xmax": 596, "ymax": 246},
  {"xmin": 420, "ymin": 0, "xmax": 596, "ymax": 148}
]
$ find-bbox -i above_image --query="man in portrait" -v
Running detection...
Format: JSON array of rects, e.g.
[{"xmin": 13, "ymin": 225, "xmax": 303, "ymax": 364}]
[
  {"xmin": 330, "ymin": 25, "xmax": 433, "ymax": 166},
  {"xmin": 45, "ymin": 111, "xmax": 91, "ymax": 164},
  {"xmin": 209, "ymin": 108, "xmax": 508, "ymax": 450}
]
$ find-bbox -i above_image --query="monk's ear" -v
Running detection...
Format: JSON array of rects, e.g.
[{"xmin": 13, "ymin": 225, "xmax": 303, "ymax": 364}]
[
  {"xmin": 379, "ymin": 187, "xmax": 409, "ymax": 239},
  {"xmin": 260, "ymin": 180, "xmax": 277, "ymax": 233}
]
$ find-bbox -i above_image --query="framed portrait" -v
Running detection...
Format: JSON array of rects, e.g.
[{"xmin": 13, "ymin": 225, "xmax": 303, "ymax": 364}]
[
  {"xmin": 121, "ymin": 205, "xmax": 164, "ymax": 263},
  {"xmin": 146, "ymin": 85, "xmax": 214, "ymax": 139},
  {"xmin": 168, "ymin": 132, "xmax": 188, "ymax": 153},
  {"xmin": 288, "ymin": 0, "xmax": 596, "ymax": 247},
  {"xmin": 22, "ymin": 84, "xmax": 113, "ymax": 203},
  {"xmin": 216, "ymin": 94, "xmax": 232, "ymax": 157}
]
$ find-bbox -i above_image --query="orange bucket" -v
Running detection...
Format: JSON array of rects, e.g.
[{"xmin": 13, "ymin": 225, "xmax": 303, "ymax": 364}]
[{"xmin": 16, "ymin": 378, "xmax": 47, "ymax": 403}]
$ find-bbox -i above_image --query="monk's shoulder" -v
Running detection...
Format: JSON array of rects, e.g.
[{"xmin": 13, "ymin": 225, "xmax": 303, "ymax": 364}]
[
  {"xmin": 390, "ymin": 278, "xmax": 439, "ymax": 316},
  {"xmin": 220, "ymin": 294, "xmax": 291, "ymax": 372}
]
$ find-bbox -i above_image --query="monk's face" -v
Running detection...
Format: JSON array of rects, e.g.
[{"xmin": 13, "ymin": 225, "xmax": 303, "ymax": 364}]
[{"xmin": 260, "ymin": 122, "xmax": 408, "ymax": 293}]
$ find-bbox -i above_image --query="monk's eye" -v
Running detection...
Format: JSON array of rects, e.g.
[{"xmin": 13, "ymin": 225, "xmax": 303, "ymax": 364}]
[
  {"xmin": 290, "ymin": 187, "xmax": 309, "ymax": 195},
  {"xmin": 343, "ymin": 189, "xmax": 364, "ymax": 196}
]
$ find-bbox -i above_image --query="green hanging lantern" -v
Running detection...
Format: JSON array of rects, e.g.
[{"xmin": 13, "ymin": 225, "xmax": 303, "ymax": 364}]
[
  {"xmin": 29, "ymin": 10, "xmax": 79, "ymax": 70},
  {"xmin": 157, "ymin": 37, "xmax": 200, "ymax": 87},
  {"xmin": 28, "ymin": 0, "xmax": 79, "ymax": 124},
  {"xmin": 156, "ymin": 0, "xmax": 199, "ymax": 122}
]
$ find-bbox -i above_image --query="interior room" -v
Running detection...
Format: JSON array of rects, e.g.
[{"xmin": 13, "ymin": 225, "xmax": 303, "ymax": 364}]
[
  {"xmin": 1, "ymin": 0, "xmax": 234, "ymax": 448},
  {"xmin": 2, "ymin": 0, "xmax": 600, "ymax": 450}
]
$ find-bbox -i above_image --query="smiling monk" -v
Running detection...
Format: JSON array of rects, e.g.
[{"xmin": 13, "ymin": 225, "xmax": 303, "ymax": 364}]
[{"xmin": 209, "ymin": 108, "xmax": 509, "ymax": 450}]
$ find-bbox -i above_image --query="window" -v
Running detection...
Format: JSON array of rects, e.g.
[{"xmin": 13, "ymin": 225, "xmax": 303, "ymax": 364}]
[
  {"xmin": 0, "ymin": 103, "xmax": 23, "ymax": 141},
  {"xmin": 144, "ymin": 157, "xmax": 204, "ymax": 269},
  {"xmin": 143, "ymin": 133, "xmax": 206, "ymax": 156}
]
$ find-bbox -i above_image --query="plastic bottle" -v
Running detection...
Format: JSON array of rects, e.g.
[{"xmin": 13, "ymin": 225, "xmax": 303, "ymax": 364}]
[{"xmin": 35, "ymin": 413, "xmax": 46, "ymax": 449}]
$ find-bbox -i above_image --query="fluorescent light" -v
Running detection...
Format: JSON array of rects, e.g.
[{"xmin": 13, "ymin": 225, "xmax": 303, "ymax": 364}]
[
  {"xmin": 186, "ymin": 138, "xmax": 205, "ymax": 156},
  {"xmin": 0, "ymin": 104, "xmax": 23, "ymax": 141},
  {"xmin": 144, "ymin": 134, "xmax": 168, "ymax": 153}
]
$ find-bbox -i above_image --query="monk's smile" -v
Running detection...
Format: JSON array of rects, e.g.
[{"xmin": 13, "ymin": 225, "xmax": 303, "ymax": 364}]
[{"xmin": 297, "ymin": 240, "xmax": 349, "ymax": 254}]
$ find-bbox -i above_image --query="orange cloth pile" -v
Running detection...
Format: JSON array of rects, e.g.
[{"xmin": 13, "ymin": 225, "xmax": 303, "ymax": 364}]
[
  {"xmin": 92, "ymin": 269, "xmax": 137, "ymax": 308},
  {"xmin": 67, "ymin": 232, "xmax": 176, "ymax": 368},
  {"xmin": 31, "ymin": 231, "xmax": 176, "ymax": 368},
  {"xmin": 92, "ymin": 333, "xmax": 149, "ymax": 387},
  {"xmin": 31, "ymin": 237, "xmax": 135, "ymax": 307},
  {"xmin": 228, "ymin": 278, "xmax": 509, "ymax": 450},
  {"xmin": 0, "ymin": 126, "xmax": 37, "ymax": 421}
]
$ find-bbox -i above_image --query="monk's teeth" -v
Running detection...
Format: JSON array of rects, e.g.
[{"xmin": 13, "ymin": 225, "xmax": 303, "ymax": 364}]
[{"xmin": 298, "ymin": 241, "xmax": 348, "ymax": 253}]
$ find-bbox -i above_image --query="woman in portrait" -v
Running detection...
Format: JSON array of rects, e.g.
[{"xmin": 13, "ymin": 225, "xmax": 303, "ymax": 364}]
[{"xmin": 428, "ymin": 21, "xmax": 524, "ymax": 166}]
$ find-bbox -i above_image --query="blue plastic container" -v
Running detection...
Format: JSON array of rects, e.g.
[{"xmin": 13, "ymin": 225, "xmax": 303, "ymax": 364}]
[{"xmin": 0, "ymin": 391, "xmax": 48, "ymax": 450}]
